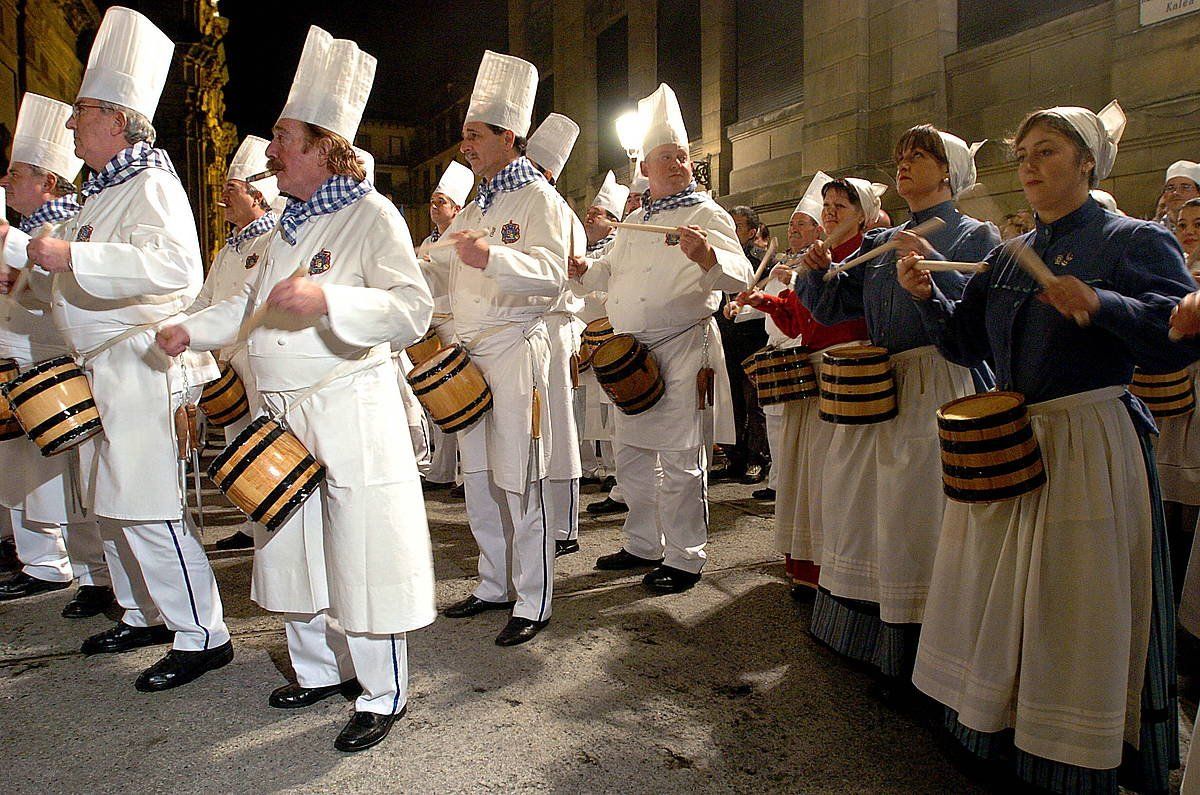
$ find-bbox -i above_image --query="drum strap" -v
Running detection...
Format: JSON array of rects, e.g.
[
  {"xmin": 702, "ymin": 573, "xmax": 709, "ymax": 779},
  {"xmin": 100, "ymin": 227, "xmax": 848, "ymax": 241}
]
[
  {"xmin": 77, "ymin": 320, "xmax": 163, "ymax": 365},
  {"xmin": 270, "ymin": 353, "xmax": 398, "ymax": 422}
]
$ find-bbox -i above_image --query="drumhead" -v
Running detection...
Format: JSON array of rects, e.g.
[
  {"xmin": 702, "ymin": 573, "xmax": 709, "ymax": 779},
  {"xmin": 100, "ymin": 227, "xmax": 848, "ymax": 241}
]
[
  {"xmin": 823, "ymin": 344, "xmax": 888, "ymax": 362},
  {"xmin": 591, "ymin": 334, "xmax": 637, "ymax": 369},
  {"xmin": 409, "ymin": 344, "xmax": 461, "ymax": 379},
  {"xmin": 939, "ymin": 391, "xmax": 1025, "ymax": 423}
]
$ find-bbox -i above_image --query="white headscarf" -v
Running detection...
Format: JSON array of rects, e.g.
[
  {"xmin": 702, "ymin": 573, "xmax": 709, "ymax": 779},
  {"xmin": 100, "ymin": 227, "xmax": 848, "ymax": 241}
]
[
  {"xmin": 841, "ymin": 177, "xmax": 889, "ymax": 227},
  {"xmin": 1041, "ymin": 100, "xmax": 1126, "ymax": 182},
  {"xmin": 936, "ymin": 131, "xmax": 985, "ymax": 197}
]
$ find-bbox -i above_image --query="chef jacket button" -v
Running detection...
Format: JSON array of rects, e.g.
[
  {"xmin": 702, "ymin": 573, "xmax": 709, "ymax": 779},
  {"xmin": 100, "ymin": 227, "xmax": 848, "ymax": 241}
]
[
  {"xmin": 639, "ymin": 297, "xmax": 646, "ymax": 302},
  {"xmin": 276, "ymin": 338, "xmax": 286, "ymax": 346},
  {"xmin": 474, "ymin": 297, "xmax": 481, "ymax": 303},
  {"xmin": 56, "ymin": 300, "xmax": 65, "ymax": 307}
]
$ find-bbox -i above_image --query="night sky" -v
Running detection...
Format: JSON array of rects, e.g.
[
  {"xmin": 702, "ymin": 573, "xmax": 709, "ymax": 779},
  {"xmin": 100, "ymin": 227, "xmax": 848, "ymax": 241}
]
[{"xmin": 216, "ymin": 0, "xmax": 509, "ymax": 139}]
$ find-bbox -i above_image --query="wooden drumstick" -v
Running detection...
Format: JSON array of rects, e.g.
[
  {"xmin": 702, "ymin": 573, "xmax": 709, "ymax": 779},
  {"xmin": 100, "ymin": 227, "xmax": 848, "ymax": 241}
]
[
  {"xmin": 424, "ymin": 228, "xmax": 489, "ymax": 252},
  {"xmin": 747, "ymin": 238, "xmax": 777, "ymax": 288},
  {"xmin": 240, "ymin": 263, "xmax": 309, "ymax": 337},
  {"xmin": 824, "ymin": 217, "xmax": 946, "ymax": 281},
  {"xmin": 1005, "ymin": 240, "xmax": 1090, "ymax": 328},
  {"xmin": 612, "ymin": 221, "xmax": 680, "ymax": 235},
  {"xmin": 915, "ymin": 260, "xmax": 989, "ymax": 274}
]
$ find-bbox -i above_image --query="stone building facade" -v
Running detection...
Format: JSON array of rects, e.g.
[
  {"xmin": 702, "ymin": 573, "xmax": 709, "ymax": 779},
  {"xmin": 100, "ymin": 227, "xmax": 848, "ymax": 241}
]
[{"xmin": 505, "ymin": 0, "xmax": 1200, "ymax": 234}]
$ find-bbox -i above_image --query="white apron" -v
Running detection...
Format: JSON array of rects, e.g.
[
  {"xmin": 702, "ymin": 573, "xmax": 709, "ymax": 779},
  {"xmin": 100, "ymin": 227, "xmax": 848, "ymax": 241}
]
[
  {"xmin": 818, "ymin": 345, "xmax": 974, "ymax": 623},
  {"xmin": 912, "ymin": 386, "xmax": 1152, "ymax": 772},
  {"xmin": 544, "ymin": 312, "xmax": 582, "ymax": 480}
]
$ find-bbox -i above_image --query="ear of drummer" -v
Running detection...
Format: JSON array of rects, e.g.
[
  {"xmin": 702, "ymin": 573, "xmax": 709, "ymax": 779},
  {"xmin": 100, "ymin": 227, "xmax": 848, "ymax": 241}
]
[
  {"xmin": 896, "ymin": 252, "xmax": 932, "ymax": 300},
  {"xmin": 156, "ymin": 324, "xmax": 191, "ymax": 356}
]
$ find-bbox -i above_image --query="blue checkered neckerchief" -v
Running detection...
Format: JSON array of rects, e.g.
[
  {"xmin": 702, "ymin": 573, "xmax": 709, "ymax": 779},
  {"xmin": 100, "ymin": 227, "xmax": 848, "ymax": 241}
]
[
  {"xmin": 429, "ymin": 228, "xmax": 441, "ymax": 243},
  {"xmin": 641, "ymin": 181, "xmax": 704, "ymax": 221},
  {"xmin": 475, "ymin": 157, "xmax": 544, "ymax": 216},
  {"xmin": 225, "ymin": 210, "xmax": 278, "ymax": 251},
  {"xmin": 587, "ymin": 232, "xmax": 615, "ymax": 255},
  {"xmin": 279, "ymin": 175, "xmax": 372, "ymax": 245},
  {"xmin": 19, "ymin": 195, "xmax": 82, "ymax": 233},
  {"xmin": 80, "ymin": 141, "xmax": 178, "ymax": 201}
]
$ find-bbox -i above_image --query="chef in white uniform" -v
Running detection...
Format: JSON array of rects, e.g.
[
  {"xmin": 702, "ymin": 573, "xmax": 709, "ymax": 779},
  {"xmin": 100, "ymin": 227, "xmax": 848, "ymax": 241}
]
[
  {"xmin": 3, "ymin": 8, "xmax": 230, "ymax": 691},
  {"xmin": 159, "ymin": 25, "xmax": 436, "ymax": 754},
  {"xmin": 417, "ymin": 161, "xmax": 475, "ymax": 489},
  {"xmin": 430, "ymin": 51, "xmax": 573, "ymax": 647},
  {"xmin": 0, "ymin": 94, "xmax": 111, "ymax": 618},
  {"xmin": 191, "ymin": 135, "xmax": 279, "ymax": 551},
  {"xmin": 571, "ymin": 84, "xmax": 753, "ymax": 593},
  {"xmin": 526, "ymin": 113, "xmax": 587, "ymax": 557}
]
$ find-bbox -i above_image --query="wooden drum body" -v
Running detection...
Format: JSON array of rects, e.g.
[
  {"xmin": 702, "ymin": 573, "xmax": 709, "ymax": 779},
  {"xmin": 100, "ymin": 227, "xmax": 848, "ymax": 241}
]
[
  {"xmin": 208, "ymin": 416, "xmax": 325, "ymax": 532},
  {"xmin": 406, "ymin": 344, "xmax": 493, "ymax": 433},
  {"xmin": 2, "ymin": 356, "xmax": 103, "ymax": 456},
  {"xmin": 590, "ymin": 334, "xmax": 665, "ymax": 415},
  {"xmin": 0, "ymin": 358, "xmax": 21, "ymax": 441},
  {"xmin": 405, "ymin": 329, "xmax": 443, "ymax": 368},
  {"xmin": 818, "ymin": 345, "xmax": 897, "ymax": 424},
  {"xmin": 578, "ymin": 317, "xmax": 615, "ymax": 372},
  {"xmin": 199, "ymin": 361, "xmax": 250, "ymax": 428},
  {"xmin": 937, "ymin": 391, "xmax": 1046, "ymax": 504},
  {"xmin": 1130, "ymin": 368, "xmax": 1194, "ymax": 419},
  {"xmin": 754, "ymin": 348, "xmax": 817, "ymax": 405}
]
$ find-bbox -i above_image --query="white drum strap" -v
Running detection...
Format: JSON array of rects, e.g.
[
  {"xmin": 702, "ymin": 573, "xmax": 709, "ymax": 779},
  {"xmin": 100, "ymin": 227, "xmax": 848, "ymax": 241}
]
[{"xmin": 271, "ymin": 352, "xmax": 400, "ymax": 423}]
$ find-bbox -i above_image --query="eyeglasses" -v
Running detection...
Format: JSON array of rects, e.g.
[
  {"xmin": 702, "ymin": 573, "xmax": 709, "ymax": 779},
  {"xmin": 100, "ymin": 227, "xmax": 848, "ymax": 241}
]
[{"xmin": 70, "ymin": 102, "xmax": 108, "ymax": 119}]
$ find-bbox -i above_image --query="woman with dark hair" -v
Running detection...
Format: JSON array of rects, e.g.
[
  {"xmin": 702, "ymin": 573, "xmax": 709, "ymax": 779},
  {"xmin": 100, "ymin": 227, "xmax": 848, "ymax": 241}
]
[
  {"xmin": 795, "ymin": 124, "xmax": 998, "ymax": 689},
  {"xmin": 898, "ymin": 101, "xmax": 1194, "ymax": 793}
]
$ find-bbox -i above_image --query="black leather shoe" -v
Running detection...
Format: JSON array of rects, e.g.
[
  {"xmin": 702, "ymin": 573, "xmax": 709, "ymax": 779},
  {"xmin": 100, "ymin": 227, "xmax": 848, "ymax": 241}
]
[
  {"xmin": 752, "ymin": 487, "xmax": 776, "ymax": 501},
  {"xmin": 741, "ymin": 463, "xmax": 767, "ymax": 484},
  {"xmin": 595, "ymin": 548, "xmax": 663, "ymax": 571},
  {"xmin": 708, "ymin": 467, "xmax": 745, "ymax": 483},
  {"xmin": 448, "ymin": 483, "xmax": 465, "ymax": 499},
  {"xmin": 270, "ymin": 679, "xmax": 363, "ymax": 709},
  {"xmin": 0, "ymin": 571, "xmax": 70, "ymax": 600},
  {"xmin": 601, "ymin": 475, "xmax": 617, "ymax": 491},
  {"xmin": 554, "ymin": 540, "xmax": 579, "ymax": 557},
  {"xmin": 495, "ymin": 616, "xmax": 548, "ymax": 647},
  {"xmin": 643, "ymin": 565, "xmax": 702, "ymax": 593},
  {"xmin": 579, "ymin": 474, "xmax": 603, "ymax": 487},
  {"xmin": 421, "ymin": 479, "xmax": 453, "ymax": 493},
  {"xmin": 214, "ymin": 531, "xmax": 254, "ymax": 551},
  {"xmin": 0, "ymin": 538, "xmax": 18, "ymax": 571},
  {"xmin": 442, "ymin": 594, "xmax": 515, "ymax": 618},
  {"xmin": 81, "ymin": 621, "xmax": 175, "ymax": 655},
  {"xmin": 134, "ymin": 640, "xmax": 234, "ymax": 692},
  {"xmin": 586, "ymin": 497, "xmax": 628, "ymax": 515},
  {"xmin": 334, "ymin": 706, "xmax": 405, "ymax": 752},
  {"xmin": 61, "ymin": 585, "xmax": 115, "ymax": 618}
]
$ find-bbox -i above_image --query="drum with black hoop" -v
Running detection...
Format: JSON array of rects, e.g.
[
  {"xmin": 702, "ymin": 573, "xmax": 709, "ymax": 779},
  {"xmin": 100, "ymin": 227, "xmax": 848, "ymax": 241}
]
[
  {"xmin": 818, "ymin": 344, "xmax": 897, "ymax": 424},
  {"xmin": 1, "ymin": 356, "xmax": 102, "ymax": 456},
  {"xmin": 0, "ymin": 358, "xmax": 22, "ymax": 441},
  {"xmin": 578, "ymin": 317, "xmax": 615, "ymax": 372},
  {"xmin": 199, "ymin": 361, "xmax": 250, "ymax": 428},
  {"xmin": 590, "ymin": 334, "xmax": 665, "ymax": 415},
  {"xmin": 753, "ymin": 348, "xmax": 818, "ymax": 405},
  {"xmin": 405, "ymin": 328, "xmax": 443, "ymax": 368},
  {"xmin": 1129, "ymin": 367, "xmax": 1194, "ymax": 419},
  {"xmin": 937, "ymin": 391, "xmax": 1046, "ymax": 503},
  {"xmin": 406, "ymin": 344, "xmax": 493, "ymax": 432},
  {"xmin": 207, "ymin": 416, "xmax": 325, "ymax": 532}
]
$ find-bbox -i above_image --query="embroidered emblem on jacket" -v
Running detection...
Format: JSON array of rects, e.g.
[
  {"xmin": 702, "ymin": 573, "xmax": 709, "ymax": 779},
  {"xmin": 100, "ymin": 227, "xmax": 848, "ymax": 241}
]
[
  {"xmin": 308, "ymin": 249, "xmax": 332, "ymax": 275},
  {"xmin": 665, "ymin": 233, "xmax": 681, "ymax": 246},
  {"xmin": 75, "ymin": 225, "xmax": 93, "ymax": 242},
  {"xmin": 244, "ymin": 253, "xmax": 259, "ymax": 269},
  {"xmin": 1053, "ymin": 252, "xmax": 1074, "ymax": 268},
  {"xmin": 500, "ymin": 220, "xmax": 521, "ymax": 244}
]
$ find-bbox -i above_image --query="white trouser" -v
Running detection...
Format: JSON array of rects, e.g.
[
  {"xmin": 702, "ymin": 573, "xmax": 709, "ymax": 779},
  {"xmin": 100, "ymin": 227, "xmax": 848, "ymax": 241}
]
[
  {"xmin": 579, "ymin": 439, "xmax": 603, "ymax": 477},
  {"xmin": 463, "ymin": 471, "xmax": 553, "ymax": 622},
  {"xmin": 99, "ymin": 517, "xmax": 230, "ymax": 651},
  {"xmin": 615, "ymin": 443, "xmax": 708, "ymax": 574},
  {"xmin": 408, "ymin": 420, "xmax": 432, "ymax": 478},
  {"xmin": 765, "ymin": 412, "xmax": 784, "ymax": 491},
  {"xmin": 284, "ymin": 612, "xmax": 408, "ymax": 716},
  {"xmin": 8, "ymin": 507, "xmax": 71, "ymax": 583},
  {"xmin": 427, "ymin": 424, "xmax": 459, "ymax": 484},
  {"xmin": 546, "ymin": 478, "xmax": 579, "ymax": 542}
]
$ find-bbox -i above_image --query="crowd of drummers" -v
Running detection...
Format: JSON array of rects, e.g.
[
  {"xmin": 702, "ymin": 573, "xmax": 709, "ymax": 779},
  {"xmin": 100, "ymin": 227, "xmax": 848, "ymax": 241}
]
[{"xmin": 7, "ymin": 5, "xmax": 1200, "ymax": 789}]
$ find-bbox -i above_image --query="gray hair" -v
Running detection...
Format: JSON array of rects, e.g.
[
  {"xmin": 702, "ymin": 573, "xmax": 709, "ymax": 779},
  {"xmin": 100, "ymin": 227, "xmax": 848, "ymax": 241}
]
[
  {"xmin": 25, "ymin": 164, "xmax": 77, "ymax": 197},
  {"xmin": 244, "ymin": 183, "xmax": 271, "ymax": 211},
  {"xmin": 97, "ymin": 100, "xmax": 157, "ymax": 146}
]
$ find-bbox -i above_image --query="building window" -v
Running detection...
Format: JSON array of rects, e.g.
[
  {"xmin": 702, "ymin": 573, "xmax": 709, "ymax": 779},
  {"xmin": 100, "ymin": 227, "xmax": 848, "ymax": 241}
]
[
  {"xmin": 596, "ymin": 16, "xmax": 631, "ymax": 173},
  {"xmin": 357, "ymin": 133, "xmax": 372, "ymax": 151},
  {"xmin": 656, "ymin": 0, "xmax": 702, "ymax": 141},
  {"xmin": 735, "ymin": 0, "xmax": 804, "ymax": 121},
  {"xmin": 958, "ymin": 0, "xmax": 1107, "ymax": 49},
  {"xmin": 389, "ymin": 135, "xmax": 405, "ymax": 159}
]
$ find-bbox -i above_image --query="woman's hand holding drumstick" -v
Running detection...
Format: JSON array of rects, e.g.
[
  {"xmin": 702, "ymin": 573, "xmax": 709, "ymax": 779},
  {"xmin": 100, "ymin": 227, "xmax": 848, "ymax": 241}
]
[
  {"xmin": 1006, "ymin": 240, "xmax": 1094, "ymax": 327},
  {"xmin": 823, "ymin": 217, "xmax": 946, "ymax": 282}
]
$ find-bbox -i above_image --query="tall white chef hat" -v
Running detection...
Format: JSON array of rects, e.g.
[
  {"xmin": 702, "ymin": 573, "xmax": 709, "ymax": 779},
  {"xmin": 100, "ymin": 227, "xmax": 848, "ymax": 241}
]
[
  {"xmin": 11, "ymin": 94, "xmax": 84, "ymax": 183},
  {"xmin": 226, "ymin": 135, "xmax": 278, "ymax": 207},
  {"xmin": 792, "ymin": 171, "xmax": 833, "ymax": 225},
  {"xmin": 77, "ymin": 6, "xmax": 174, "ymax": 120},
  {"xmin": 936, "ymin": 131, "xmax": 985, "ymax": 197},
  {"xmin": 353, "ymin": 146, "xmax": 375, "ymax": 183},
  {"xmin": 1040, "ymin": 100, "xmax": 1125, "ymax": 182},
  {"xmin": 464, "ymin": 50, "xmax": 538, "ymax": 138},
  {"xmin": 433, "ymin": 160, "xmax": 474, "ymax": 207},
  {"xmin": 590, "ymin": 171, "xmax": 630, "ymax": 220},
  {"xmin": 1089, "ymin": 189, "xmax": 1124, "ymax": 215},
  {"xmin": 526, "ymin": 113, "xmax": 579, "ymax": 179},
  {"xmin": 841, "ymin": 177, "xmax": 889, "ymax": 227},
  {"xmin": 1166, "ymin": 160, "xmax": 1200, "ymax": 189},
  {"xmin": 280, "ymin": 26, "xmax": 376, "ymax": 142},
  {"xmin": 639, "ymin": 83, "xmax": 689, "ymax": 154}
]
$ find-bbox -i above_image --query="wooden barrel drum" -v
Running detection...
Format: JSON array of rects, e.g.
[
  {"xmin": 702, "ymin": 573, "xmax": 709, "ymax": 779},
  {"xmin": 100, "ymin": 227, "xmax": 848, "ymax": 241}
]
[
  {"xmin": 0, "ymin": 358, "xmax": 22, "ymax": 441},
  {"xmin": 1, "ymin": 356, "xmax": 103, "ymax": 456},
  {"xmin": 1129, "ymin": 368, "xmax": 1194, "ymax": 419},
  {"xmin": 207, "ymin": 416, "xmax": 325, "ymax": 532},
  {"xmin": 818, "ymin": 345, "xmax": 897, "ymax": 424},
  {"xmin": 405, "ymin": 329, "xmax": 444, "ymax": 368},
  {"xmin": 406, "ymin": 344, "xmax": 493, "ymax": 433},
  {"xmin": 578, "ymin": 317, "xmax": 615, "ymax": 372},
  {"xmin": 199, "ymin": 361, "xmax": 250, "ymax": 427},
  {"xmin": 754, "ymin": 348, "xmax": 817, "ymax": 405},
  {"xmin": 937, "ymin": 391, "xmax": 1046, "ymax": 503},
  {"xmin": 590, "ymin": 334, "xmax": 665, "ymax": 415}
]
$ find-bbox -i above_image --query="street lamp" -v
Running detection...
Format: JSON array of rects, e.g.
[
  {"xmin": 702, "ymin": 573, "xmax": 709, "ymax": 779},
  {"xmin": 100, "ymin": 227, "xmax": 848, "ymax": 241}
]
[{"xmin": 615, "ymin": 110, "xmax": 646, "ymax": 184}]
